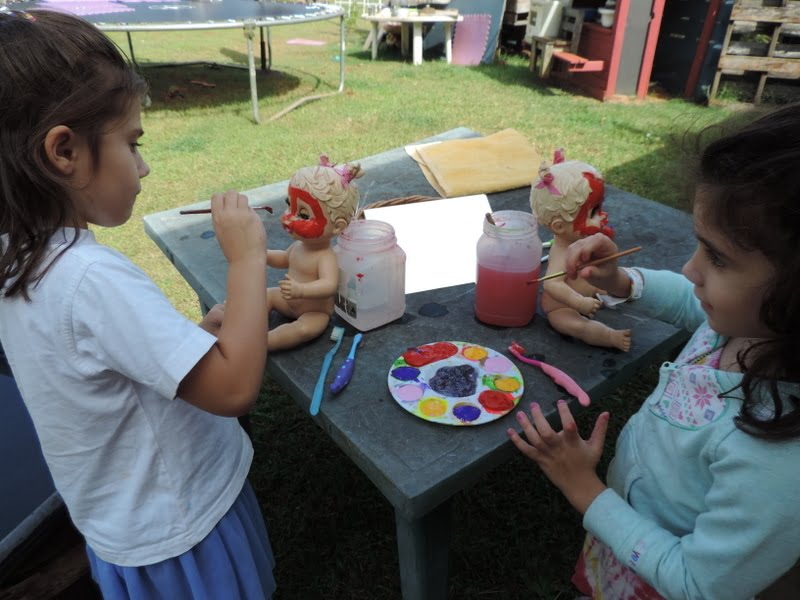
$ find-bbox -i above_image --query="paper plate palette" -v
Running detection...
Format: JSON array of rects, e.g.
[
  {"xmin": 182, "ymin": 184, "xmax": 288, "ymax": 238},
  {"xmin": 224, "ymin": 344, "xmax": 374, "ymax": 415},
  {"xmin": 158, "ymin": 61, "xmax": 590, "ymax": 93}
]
[{"xmin": 388, "ymin": 341, "xmax": 524, "ymax": 426}]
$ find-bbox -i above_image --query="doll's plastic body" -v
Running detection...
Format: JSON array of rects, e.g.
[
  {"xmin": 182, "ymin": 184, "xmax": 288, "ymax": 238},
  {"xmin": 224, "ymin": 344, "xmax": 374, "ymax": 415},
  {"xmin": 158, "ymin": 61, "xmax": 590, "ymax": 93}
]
[
  {"xmin": 266, "ymin": 156, "xmax": 362, "ymax": 351},
  {"xmin": 530, "ymin": 151, "xmax": 631, "ymax": 352}
]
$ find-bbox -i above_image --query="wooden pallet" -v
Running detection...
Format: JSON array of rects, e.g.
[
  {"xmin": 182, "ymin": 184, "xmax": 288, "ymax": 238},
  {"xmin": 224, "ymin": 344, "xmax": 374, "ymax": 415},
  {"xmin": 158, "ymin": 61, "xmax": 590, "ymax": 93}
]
[{"xmin": 710, "ymin": 0, "xmax": 800, "ymax": 103}]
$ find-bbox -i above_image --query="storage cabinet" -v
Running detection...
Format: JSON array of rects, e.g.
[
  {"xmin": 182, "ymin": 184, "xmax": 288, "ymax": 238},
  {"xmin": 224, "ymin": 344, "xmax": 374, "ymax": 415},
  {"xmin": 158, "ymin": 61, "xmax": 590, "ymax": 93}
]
[{"xmin": 549, "ymin": 0, "xmax": 666, "ymax": 100}]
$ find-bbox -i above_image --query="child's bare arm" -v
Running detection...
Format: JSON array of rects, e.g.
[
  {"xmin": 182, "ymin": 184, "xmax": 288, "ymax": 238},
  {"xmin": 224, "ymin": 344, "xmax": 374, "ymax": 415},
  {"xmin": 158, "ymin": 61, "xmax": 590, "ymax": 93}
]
[{"xmin": 178, "ymin": 191, "xmax": 268, "ymax": 416}]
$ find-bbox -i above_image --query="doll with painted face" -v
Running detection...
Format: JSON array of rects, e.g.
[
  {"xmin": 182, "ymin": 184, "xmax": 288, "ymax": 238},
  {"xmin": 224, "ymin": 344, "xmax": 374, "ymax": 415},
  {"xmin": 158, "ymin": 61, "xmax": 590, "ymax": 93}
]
[
  {"xmin": 530, "ymin": 150, "xmax": 631, "ymax": 352},
  {"xmin": 266, "ymin": 155, "xmax": 363, "ymax": 351}
]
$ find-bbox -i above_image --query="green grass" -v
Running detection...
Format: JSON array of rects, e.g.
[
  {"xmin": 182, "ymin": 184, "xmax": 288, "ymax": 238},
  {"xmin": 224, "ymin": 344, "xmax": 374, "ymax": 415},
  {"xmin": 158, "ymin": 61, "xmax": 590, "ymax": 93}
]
[{"xmin": 95, "ymin": 17, "xmax": 750, "ymax": 598}]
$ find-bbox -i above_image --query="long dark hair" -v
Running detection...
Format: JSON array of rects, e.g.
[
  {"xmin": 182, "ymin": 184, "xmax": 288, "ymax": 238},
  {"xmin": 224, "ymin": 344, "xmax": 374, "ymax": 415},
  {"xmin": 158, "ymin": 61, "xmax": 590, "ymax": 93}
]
[
  {"xmin": 0, "ymin": 10, "xmax": 147, "ymax": 299},
  {"xmin": 697, "ymin": 103, "xmax": 800, "ymax": 441}
]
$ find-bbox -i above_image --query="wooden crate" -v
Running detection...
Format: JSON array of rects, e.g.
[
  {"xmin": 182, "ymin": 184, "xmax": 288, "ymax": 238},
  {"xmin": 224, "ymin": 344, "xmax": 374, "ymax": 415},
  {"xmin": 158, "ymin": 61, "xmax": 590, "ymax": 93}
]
[{"xmin": 710, "ymin": 0, "xmax": 800, "ymax": 103}]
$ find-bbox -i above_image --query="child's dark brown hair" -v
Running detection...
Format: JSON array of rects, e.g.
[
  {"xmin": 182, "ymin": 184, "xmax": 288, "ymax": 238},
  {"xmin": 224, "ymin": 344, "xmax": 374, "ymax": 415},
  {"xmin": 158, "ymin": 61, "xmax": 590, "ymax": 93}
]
[
  {"xmin": 0, "ymin": 10, "xmax": 148, "ymax": 299},
  {"xmin": 697, "ymin": 103, "xmax": 800, "ymax": 441}
]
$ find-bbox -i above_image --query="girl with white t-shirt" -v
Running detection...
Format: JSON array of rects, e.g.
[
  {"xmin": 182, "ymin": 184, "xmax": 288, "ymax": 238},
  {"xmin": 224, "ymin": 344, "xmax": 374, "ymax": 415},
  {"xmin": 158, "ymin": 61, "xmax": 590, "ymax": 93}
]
[{"xmin": 0, "ymin": 10, "xmax": 274, "ymax": 599}]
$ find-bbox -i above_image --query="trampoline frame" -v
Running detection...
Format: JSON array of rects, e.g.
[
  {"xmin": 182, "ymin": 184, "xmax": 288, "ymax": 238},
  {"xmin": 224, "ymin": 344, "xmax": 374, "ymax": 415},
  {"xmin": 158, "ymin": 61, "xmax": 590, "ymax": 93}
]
[{"xmin": 99, "ymin": 7, "xmax": 346, "ymax": 124}]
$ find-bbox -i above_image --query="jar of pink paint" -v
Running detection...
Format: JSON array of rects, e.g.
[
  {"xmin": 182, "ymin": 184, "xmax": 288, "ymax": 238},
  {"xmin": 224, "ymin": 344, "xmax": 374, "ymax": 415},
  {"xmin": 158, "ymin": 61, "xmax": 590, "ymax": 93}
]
[
  {"xmin": 475, "ymin": 210, "xmax": 542, "ymax": 327},
  {"xmin": 334, "ymin": 219, "xmax": 406, "ymax": 331}
]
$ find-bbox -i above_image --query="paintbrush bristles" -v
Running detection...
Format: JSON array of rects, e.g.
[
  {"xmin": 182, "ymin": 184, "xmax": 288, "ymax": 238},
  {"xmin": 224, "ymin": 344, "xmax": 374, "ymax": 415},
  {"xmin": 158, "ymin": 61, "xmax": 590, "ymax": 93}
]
[{"xmin": 528, "ymin": 246, "xmax": 642, "ymax": 284}]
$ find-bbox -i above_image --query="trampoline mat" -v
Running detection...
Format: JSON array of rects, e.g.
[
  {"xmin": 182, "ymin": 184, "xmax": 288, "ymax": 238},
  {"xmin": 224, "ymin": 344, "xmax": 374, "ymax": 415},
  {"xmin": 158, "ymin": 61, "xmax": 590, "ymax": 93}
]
[{"xmin": 2, "ymin": 0, "xmax": 340, "ymax": 26}]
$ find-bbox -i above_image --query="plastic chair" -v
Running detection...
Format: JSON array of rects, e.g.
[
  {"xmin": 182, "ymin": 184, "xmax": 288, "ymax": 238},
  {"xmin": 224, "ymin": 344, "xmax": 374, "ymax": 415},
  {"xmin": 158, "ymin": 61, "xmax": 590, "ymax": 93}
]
[{"xmin": 451, "ymin": 13, "xmax": 491, "ymax": 66}]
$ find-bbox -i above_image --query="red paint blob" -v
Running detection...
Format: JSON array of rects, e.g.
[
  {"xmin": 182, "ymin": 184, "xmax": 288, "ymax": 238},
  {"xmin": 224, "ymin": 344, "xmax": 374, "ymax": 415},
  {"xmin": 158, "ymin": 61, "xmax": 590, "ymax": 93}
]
[
  {"xmin": 478, "ymin": 390, "xmax": 516, "ymax": 413},
  {"xmin": 402, "ymin": 342, "xmax": 459, "ymax": 367}
]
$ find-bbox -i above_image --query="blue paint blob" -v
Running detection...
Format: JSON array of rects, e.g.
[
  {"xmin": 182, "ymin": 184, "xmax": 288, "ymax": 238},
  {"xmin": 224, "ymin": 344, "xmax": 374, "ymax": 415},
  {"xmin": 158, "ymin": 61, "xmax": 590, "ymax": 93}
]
[
  {"xmin": 200, "ymin": 230, "xmax": 215, "ymax": 239},
  {"xmin": 391, "ymin": 366, "xmax": 420, "ymax": 381},
  {"xmin": 452, "ymin": 403, "xmax": 481, "ymax": 423},
  {"xmin": 430, "ymin": 364, "xmax": 477, "ymax": 397}
]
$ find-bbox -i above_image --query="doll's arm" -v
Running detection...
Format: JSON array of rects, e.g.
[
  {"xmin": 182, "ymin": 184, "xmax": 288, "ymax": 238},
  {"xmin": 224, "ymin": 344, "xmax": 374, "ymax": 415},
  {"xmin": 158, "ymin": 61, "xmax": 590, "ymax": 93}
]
[
  {"xmin": 267, "ymin": 248, "xmax": 290, "ymax": 269},
  {"xmin": 278, "ymin": 250, "xmax": 339, "ymax": 300}
]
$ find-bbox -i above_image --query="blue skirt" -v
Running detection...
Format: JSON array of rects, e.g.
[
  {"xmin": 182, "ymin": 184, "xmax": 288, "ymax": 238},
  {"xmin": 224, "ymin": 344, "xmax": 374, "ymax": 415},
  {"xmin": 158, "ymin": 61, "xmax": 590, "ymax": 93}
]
[{"xmin": 86, "ymin": 481, "xmax": 276, "ymax": 599}]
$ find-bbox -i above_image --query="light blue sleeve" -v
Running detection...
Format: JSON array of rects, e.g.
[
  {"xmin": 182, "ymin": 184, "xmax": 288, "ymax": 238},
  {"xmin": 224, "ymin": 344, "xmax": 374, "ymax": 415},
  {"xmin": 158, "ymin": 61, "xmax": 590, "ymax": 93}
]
[
  {"xmin": 632, "ymin": 269, "xmax": 707, "ymax": 333},
  {"xmin": 584, "ymin": 431, "xmax": 800, "ymax": 599}
]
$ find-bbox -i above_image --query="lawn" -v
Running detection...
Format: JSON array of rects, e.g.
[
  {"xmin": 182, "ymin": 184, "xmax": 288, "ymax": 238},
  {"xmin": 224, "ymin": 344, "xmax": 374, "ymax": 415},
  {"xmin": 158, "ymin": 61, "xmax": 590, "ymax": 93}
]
[{"xmin": 99, "ymin": 15, "xmax": 744, "ymax": 599}]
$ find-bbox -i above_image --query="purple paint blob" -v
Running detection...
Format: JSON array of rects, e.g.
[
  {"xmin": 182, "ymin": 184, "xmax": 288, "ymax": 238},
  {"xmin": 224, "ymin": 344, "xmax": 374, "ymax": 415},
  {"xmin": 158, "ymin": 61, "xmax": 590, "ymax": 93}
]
[
  {"xmin": 429, "ymin": 364, "xmax": 477, "ymax": 397},
  {"xmin": 395, "ymin": 384, "xmax": 424, "ymax": 402},
  {"xmin": 483, "ymin": 355, "xmax": 513, "ymax": 374},
  {"xmin": 391, "ymin": 366, "xmax": 420, "ymax": 381},
  {"xmin": 452, "ymin": 403, "xmax": 481, "ymax": 423}
]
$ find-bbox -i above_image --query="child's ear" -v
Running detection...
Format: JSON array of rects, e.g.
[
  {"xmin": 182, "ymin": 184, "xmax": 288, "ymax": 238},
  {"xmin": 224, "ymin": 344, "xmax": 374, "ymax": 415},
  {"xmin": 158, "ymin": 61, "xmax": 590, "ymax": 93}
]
[{"xmin": 43, "ymin": 125, "xmax": 81, "ymax": 175}]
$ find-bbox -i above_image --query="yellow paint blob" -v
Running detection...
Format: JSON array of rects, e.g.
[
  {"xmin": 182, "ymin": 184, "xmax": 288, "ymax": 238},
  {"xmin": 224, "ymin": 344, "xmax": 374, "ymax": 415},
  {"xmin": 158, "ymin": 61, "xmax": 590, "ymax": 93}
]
[
  {"xmin": 463, "ymin": 346, "xmax": 488, "ymax": 361},
  {"xmin": 419, "ymin": 397, "xmax": 448, "ymax": 418},
  {"xmin": 494, "ymin": 377, "xmax": 521, "ymax": 392}
]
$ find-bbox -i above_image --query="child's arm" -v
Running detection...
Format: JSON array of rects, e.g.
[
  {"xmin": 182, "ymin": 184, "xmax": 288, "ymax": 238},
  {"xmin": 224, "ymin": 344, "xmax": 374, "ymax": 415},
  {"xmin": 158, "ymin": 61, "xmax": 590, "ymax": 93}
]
[
  {"xmin": 508, "ymin": 400, "xmax": 609, "ymax": 514},
  {"xmin": 582, "ymin": 430, "xmax": 800, "ymax": 598},
  {"xmin": 278, "ymin": 249, "xmax": 339, "ymax": 300},
  {"xmin": 198, "ymin": 303, "xmax": 225, "ymax": 336},
  {"xmin": 178, "ymin": 191, "xmax": 268, "ymax": 417}
]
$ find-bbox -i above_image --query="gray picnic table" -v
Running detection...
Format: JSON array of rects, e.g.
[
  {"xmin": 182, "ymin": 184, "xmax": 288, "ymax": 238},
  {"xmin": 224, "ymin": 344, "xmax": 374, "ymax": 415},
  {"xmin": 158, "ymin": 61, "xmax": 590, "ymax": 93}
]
[{"xmin": 143, "ymin": 127, "xmax": 695, "ymax": 600}]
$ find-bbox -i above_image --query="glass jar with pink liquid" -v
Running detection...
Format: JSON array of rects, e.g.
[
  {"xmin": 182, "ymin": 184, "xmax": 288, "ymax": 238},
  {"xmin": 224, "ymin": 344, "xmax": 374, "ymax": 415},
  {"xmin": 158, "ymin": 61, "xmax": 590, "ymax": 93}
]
[{"xmin": 474, "ymin": 210, "xmax": 542, "ymax": 327}]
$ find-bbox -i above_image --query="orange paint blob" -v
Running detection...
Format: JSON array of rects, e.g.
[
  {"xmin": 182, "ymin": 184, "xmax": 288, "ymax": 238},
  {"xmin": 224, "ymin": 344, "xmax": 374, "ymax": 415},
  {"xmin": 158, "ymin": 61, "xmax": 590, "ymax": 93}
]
[{"xmin": 419, "ymin": 397, "xmax": 448, "ymax": 417}]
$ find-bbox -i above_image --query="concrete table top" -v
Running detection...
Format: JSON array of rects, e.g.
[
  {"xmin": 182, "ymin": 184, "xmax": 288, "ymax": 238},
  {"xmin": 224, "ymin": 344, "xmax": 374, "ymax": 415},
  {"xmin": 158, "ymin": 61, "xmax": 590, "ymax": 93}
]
[{"xmin": 143, "ymin": 127, "xmax": 696, "ymax": 599}]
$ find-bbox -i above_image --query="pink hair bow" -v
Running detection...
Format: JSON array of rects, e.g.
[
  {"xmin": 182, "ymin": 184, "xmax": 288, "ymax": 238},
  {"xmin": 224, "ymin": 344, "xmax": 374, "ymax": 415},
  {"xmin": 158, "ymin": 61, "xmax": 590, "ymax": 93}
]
[
  {"xmin": 553, "ymin": 148, "xmax": 565, "ymax": 164},
  {"xmin": 319, "ymin": 154, "xmax": 355, "ymax": 186},
  {"xmin": 535, "ymin": 164, "xmax": 561, "ymax": 196}
]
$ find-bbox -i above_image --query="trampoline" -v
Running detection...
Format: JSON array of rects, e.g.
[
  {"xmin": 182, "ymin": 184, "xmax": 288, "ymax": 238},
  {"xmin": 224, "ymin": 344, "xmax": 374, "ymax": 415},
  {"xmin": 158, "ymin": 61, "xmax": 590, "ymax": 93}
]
[{"xmin": 1, "ymin": 1, "xmax": 345, "ymax": 123}]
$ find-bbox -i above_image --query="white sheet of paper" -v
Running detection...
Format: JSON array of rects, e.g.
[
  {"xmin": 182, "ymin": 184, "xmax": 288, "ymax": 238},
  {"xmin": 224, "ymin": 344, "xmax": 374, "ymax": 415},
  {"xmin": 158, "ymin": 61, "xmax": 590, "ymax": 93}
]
[{"xmin": 363, "ymin": 194, "xmax": 491, "ymax": 294}]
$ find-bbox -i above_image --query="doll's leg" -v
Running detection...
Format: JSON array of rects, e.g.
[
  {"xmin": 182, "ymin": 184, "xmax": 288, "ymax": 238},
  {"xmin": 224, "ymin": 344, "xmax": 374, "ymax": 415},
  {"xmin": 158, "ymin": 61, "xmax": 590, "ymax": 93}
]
[
  {"xmin": 546, "ymin": 308, "xmax": 631, "ymax": 352},
  {"xmin": 267, "ymin": 311, "xmax": 331, "ymax": 352}
]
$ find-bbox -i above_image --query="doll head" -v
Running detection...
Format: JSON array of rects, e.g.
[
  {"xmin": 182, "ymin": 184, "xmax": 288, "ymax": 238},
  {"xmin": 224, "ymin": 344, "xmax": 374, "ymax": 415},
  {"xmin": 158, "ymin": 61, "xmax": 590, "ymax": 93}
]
[
  {"xmin": 530, "ymin": 150, "xmax": 613, "ymax": 241},
  {"xmin": 282, "ymin": 155, "xmax": 364, "ymax": 241}
]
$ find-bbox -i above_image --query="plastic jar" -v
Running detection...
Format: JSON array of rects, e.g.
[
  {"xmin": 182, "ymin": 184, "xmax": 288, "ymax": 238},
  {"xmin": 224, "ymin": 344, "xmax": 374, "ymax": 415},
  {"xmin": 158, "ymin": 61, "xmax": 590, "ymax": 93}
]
[
  {"xmin": 474, "ymin": 210, "xmax": 542, "ymax": 327},
  {"xmin": 334, "ymin": 219, "xmax": 406, "ymax": 331}
]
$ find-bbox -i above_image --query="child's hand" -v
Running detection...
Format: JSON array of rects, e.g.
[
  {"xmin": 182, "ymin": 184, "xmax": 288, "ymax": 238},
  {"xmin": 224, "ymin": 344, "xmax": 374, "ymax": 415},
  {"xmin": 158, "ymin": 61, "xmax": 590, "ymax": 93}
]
[
  {"xmin": 278, "ymin": 274, "xmax": 303, "ymax": 299},
  {"xmin": 199, "ymin": 303, "xmax": 225, "ymax": 336},
  {"xmin": 211, "ymin": 190, "xmax": 267, "ymax": 265},
  {"xmin": 508, "ymin": 400, "xmax": 609, "ymax": 514},
  {"xmin": 565, "ymin": 233, "xmax": 632, "ymax": 299},
  {"xmin": 566, "ymin": 232, "xmax": 619, "ymax": 282}
]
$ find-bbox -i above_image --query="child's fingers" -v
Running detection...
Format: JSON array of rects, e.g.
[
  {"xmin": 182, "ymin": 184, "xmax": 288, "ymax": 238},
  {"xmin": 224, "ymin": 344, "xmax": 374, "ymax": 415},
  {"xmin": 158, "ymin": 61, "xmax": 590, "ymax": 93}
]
[
  {"xmin": 515, "ymin": 410, "xmax": 546, "ymax": 451},
  {"xmin": 556, "ymin": 399, "xmax": 579, "ymax": 439},
  {"xmin": 507, "ymin": 428, "xmax": 544, "ymax": 463},
  {"xmin": 588, "ymin": 411, "xmax": 611, "ymax": 451},
  {"xmin": 529, "ymin": 402, "xmax": 557, "ymax": 444}
]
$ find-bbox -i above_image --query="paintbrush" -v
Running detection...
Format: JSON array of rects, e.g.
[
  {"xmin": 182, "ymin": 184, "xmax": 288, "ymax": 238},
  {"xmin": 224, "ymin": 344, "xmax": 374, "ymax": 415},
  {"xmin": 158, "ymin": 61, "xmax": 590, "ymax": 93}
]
[
  {"xmin": 179, "ymin": 205, "xmax": 274, "ymax": 215},
  {"xmin": 528, "ymin": 246, "xmax": 642, "ymax": 284}
]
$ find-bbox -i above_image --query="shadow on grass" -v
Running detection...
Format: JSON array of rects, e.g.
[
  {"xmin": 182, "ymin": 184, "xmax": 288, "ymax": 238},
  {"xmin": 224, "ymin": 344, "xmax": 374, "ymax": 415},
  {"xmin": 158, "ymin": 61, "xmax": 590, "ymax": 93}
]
[
  {"xmin": 135, "ymin": 63, "xmax": 302, "ymax": 114},
  {"xmin": 249, "ymin": 365, "xmax": 659, "ymax": 599}
]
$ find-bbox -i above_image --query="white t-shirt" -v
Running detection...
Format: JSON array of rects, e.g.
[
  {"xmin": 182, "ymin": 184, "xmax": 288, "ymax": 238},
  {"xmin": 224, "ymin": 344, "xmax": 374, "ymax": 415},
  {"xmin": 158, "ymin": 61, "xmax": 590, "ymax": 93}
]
[{"xmin": 0, "ymin": 229, "xmax": 253, "ymax": 566}]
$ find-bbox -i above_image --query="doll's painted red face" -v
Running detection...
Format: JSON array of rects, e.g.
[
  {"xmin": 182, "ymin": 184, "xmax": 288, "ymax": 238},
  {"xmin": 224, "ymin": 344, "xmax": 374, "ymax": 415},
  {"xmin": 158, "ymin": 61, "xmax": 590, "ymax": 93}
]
[
  {"xmin": 282, "ymin": 186, "xmax": 328, "ymax": 239},
  {"xmin": 572, "ymin": 172, "xmax": 613, "ymax": 239}
]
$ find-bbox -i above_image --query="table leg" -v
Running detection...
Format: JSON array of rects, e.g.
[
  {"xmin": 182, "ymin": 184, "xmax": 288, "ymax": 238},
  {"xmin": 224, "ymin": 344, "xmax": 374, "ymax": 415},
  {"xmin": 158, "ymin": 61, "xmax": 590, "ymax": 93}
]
[
  {"xmin": 395, "ymin": 500, "xmax": 451, "ymax": 600},
  {"xmin": 412, "ymin": 22, "xmax": 423, "ymax": 66},
  {"xmin": 444, "ymin": 22, "xmax": 453, "ymax": 64},
  {"xmin": 371, "ymin": 22, "xmax": 379, "ymax": 60}
]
